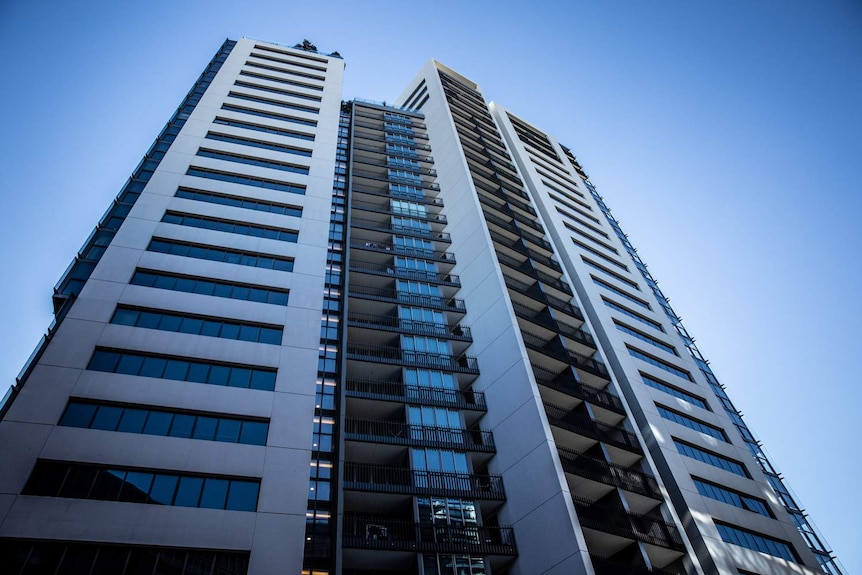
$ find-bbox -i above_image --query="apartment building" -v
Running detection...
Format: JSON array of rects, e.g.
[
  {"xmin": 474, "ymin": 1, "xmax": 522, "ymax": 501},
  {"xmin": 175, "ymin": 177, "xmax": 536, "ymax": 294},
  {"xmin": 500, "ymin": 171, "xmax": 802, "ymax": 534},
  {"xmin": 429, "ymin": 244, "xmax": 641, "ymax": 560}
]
[{"xmin": 0, "ymin": 37, "xmax": 840, "ymax": 575}]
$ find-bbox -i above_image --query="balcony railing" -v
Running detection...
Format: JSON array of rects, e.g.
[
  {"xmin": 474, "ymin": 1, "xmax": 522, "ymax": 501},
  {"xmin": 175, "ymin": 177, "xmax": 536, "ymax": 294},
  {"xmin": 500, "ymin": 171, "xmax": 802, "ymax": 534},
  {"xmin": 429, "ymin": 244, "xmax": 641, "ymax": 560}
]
[
  {"xmin": 342, "ymin": 514, "xmax": 517, "ymax": 555},
  {"xmin": 350, "ymin": 239, "xmax": 456, "ymax": 264},
  {"xmin": 347, "ymin": 313, "xmax": 472, "ymax": 342},
  {"xmin": 343, "ymin": 462, "xmax": 505, "ymax": 500},
  {"xmin": 531, "ymin": 365, "xmax": 624, "ymax": 415},
  {"xmin": 573, "ymin": 498, "xmax": 686, "ymax": 551},
  {"xmin": 352, "ymin": 169, "xmax": 440, "ymax": 191},
  {"xmin": 349, "ymin": 218, "xmax": 451, "ymax": 243},
  {"xmin": 520, "ymin": 330, "xmax": 609, "ymax": 381},
  {"xmin": 348, "ymin": 285, "xmax": 467, "ymax": 313},
  {"xmin": 489, "ymin": 230, "xmax": 561, "ymax": 272},
  {"xmin": 350, "ymin": 200, "xmax": 448, "ymax": 224},
  {"xmin": 495, "ymin": 251, "xmax": 572, "ymax": 296},
  {"xmin": 511, "ymin": 301, "xmax": 590, "ymax": 345},
  {"xmin": 347, "ymin": 343, "xmax": 479, "ymax": 374},
  {"xmin": 351, "ymin": 183, "xmax": 443, "ymax": 206},
  {"xmin": 344, "ymin": 418, "xmax": 495, "ymax": 452},
  {"xmin": 348, "ymin": 261, "xmax": 461, "ymax": 287},
  {"xmin": 543, "ymin": 402, "xmax": 642, "ymax": 454},
  {"xmin": 345, "ymin": 378, "xmax": 486, "ymax": 411},
  {"xmin": 503, "ymin": 275, "xmax": 582, "ymax": 319},
  {"xmin": 557, "ymin": 447, "xmax": 662, "ymax": 500}
]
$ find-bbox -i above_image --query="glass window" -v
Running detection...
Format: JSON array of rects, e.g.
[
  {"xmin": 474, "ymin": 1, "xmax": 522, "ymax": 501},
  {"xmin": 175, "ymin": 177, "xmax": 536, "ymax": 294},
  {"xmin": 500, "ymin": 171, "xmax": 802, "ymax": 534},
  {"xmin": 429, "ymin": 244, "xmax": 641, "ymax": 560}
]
[
  {"xmin": 174, "ymin": 477, "xmax": 204, "ymax": 507},
  {"xmin": 225, "ymin": 480, "xmax": 259, "ymax": 511},
  {"xmin": 91, "ymin": 406, "xmax": 123, "ymax": 431},
  {"xmin": 193, "ymin": 417, "xmax": 218, "ymax": 441},
  {"xmin": 199, "ymin": 479, "xmax": 229, "ymax": 509},
  {"xmin": 143, "ymin": 411, "xmax": 173, "ymax": 436},
  {"xmin": 169, "ymin": 414, "xmax": 195, "ymax": 438},
  {"xmin": 117, "ymin": 408, "xmax": 148, "ymax": 433},
  {"xmin": 239, "ymin": 421, "xmax": 268, "ymax": 446},
  {"xmin": 60, "ymin": 403, "xmax": 97, "ymax": 428},
  {"xmin": 149, "ymin": 474, "xmax": 178, "ymax": 505}
]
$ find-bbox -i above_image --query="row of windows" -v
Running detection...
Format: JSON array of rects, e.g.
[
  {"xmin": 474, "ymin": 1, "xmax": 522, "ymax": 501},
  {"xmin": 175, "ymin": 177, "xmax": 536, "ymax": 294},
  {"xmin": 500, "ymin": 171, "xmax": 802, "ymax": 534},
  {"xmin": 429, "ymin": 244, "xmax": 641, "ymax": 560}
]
[
  {"xmin": 560, "ymin": 209, "xmax": 609, "ymax": 239},
  {"xmin": 219, "ymin": 104, "xmax": 317, "ymax": 129},
  {"xmin": 568, "ymin": 223, "xmax": 619, "ymax": 254},
  {"xmin": 550, "ymin": 192, "xmax": 600, "ymax": 224},
  {"xmin": 674, "ymin": 438, "xmax": 749, "ymax": 477},
  {"xmin": 24, "ymin": 460, "xmax": 260, "ymax": 512},
  {"xmin": 87, "ymin": 349, "xmax": 277, "ymax": 391},
  {"xmin": 592, "ymin": 276, "xmax": 650, "ymax": 309},
  {"xmin": 1, "ymin": 540, "xmax": 249, "ymax": 575},
  {"xmin": 176, "ymin": 187, "xmax": 303, "ymax": 217},
  {"xmin": 604, "ymin": 298, "xmax": 664, "ymax": 331},
  {"xmin": 162, "ymin": 211, "xmax": 299, "ymax": 243},
  {"xmin": 148, "ymin": 238, "xmax": 294, "ymax": 271},
  {"xmin": 582, "ymin": 256, "xmax": 640, "ymax": 289},
  {"xmin": 715, "ymin": 522, "xmax": 797, "ymax": 562},
  {"xmin": 196, "ymin": 148, "xmax": 310, "ymax": 174},
  {"xmin": 205, "ymin": 131, "xmax": 312, "ymax": 156},
  {"xmin": 616, "ymin": 322, "xmax": 677, "ymax": 355},
  {"xmin": 253, "ymin": 43, "xmax": 331, "ymax": 64},
  {"xmin": 239, "ymin": 69, "xmax": 323, "ymax": 91},
  {"xmin": 187, "ymin": 166, "xmax": 306, "ymax": 195},
  {"xmin": 228, "ymin": 91, "xmax": 319, "ymax": 114},
  {"xmin": 692, "ymin": 478, "xmax": 771, "ymax": 517},
  {"xmin": 244, "ymin": 59, "xmax": 325, "ymax": 83},
  {"xmin": 130, "ymin": 269, "xmax": 289, "ymax": 306},
  {"xmin": 234, "ymin": 79, "xmax": 321, "ymax": 102},
  {"xmin": 657, "ymin": 404, "xmax": 728, "ymax": 441},
  {"xmin": 574, "ymin": 238, "xmax": 627, "ymax": 271},
  {"xmin": 60, "ymin": 400, "xmax": 269, "ymax": 446},
  {"xmin": 641, "ymin": 373, "xmax": 708, "ymax": 410},
  {"xmin": 249, "ymin": 50, "xmax": 327, "ymax": 73},
  {"xmin": 628, "ymin": 346, "xmax": 692, "ymax": 381},
  {"xmin": 110, "ymin": 306, "xmax": 283, "ymax": 345}
]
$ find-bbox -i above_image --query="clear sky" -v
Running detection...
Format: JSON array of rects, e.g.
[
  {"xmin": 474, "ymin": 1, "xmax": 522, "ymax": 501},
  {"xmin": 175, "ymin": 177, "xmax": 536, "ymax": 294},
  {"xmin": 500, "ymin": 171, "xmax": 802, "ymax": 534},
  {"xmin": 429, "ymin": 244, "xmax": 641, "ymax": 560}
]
[{"xmin": 1, "ymin": 0, "xmax": 859, "ymax": 571}]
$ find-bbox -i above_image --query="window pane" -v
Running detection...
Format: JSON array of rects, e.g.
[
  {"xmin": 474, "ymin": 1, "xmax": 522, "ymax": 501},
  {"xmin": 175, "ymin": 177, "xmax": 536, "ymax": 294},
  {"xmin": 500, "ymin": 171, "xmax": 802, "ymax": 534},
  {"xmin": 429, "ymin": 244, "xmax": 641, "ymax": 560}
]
[
  {"xmin": 142, "ymin": 411, "xmax": 172, "ymax": 436},
  {"xmin": 58, "ymin": 466, "xmax": 98, "ymax": 498},
  {"xmin": 119, "ymin": 472, "xmax": 153, "ymax": 503},
  {"xmin": 111, "ymin": 309, "xmax": 139, "ymax": 326},
  {"xmin": 219, "ymin": 324, "xmax": 240, "ymax": 340},
  {"xmin": 179, "ymin": 317, "xmax": 204, "ymax": 334},
  {"xmin": 148, "ymin": 475, "xmax": 178, "ymax": 505},
  {"xmin": 193, "ymin": 417, "xmax": 218, "ymax": 441},
  {"xmin": 250, "ymin": 370, "xmax": 275, "ymax": 391},
  {"xmin": 215, "ymin": 419, "xmax": 240, "ymax": 443},
  {"xmin": 139, "ymin": 357, "xmax": 167, "ymax": 378},
  {"xmin": 187, "ymin": 363, "xmax": 210, "ymax": 383},
  {"xmin": 116, "ymin": 354, "xmax": 145, "ymax": 375},
  {"xmin": 60, "ymin": 403, "xmax": 97, "ymax": 428},
  {"xmin": 199, "ymin": 479, "xmax": 229, "ymax": 509},
  {"xmin": 168, "ymin": 414, "xmax": 194, "ymax": 438},
  {"xmin": 174, "ymin": 477, "xmax": 204, "ymax": 507},
  {"xmin": 201, "ymin": 320, "xmax": 222, "ymax": 337},
  {"xmin": 91, "ymin": 406, "xmax": 123, "ymax": 431},
  {"xmin": 225, "ymin": 481, "xmax": 259, "ymax": 511},
  {"xmin": 163, "ymin": 360, "xmax": 190, "ymax": 381},
  {"xmin": 238, "ymin": 325, "xmax": 260, "ymax": 342},
  {"xmin": 239, "ymin": 421, "xmax": 268, "ymax": 446},
  {"xmin": 117, "ymin": 408, "xmax": 148, "ymax": 434},
  {"xmin": 258, "ymin": 328, "xmax": 282, "ymax": 345},
  {"xmin": 208, "ymin": 365, "xmax": 230, "ymax": 386},
  {"xmin": 136, "ymin": 311, "xmax": 161, "ymax": 329},
  {"xmin": 91, "ymin": 469, "xmax": 125, "ymax": 501},
  {"xmin": 227, "ymin": 368, "xmax": 251, "ymax": 388}
]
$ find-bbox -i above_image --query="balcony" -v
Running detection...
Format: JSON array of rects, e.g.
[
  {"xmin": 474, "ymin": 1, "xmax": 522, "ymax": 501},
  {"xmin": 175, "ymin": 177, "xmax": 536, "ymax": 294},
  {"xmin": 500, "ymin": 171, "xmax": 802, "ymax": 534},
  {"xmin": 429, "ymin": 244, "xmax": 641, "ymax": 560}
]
[
  {"xmin": 349, "ymin": 218, "xmax": 451, "ymax": 244},
  {"xmin": 346, "ymin": 343, "xmax": 479, "ymax": 374},
  {"xmin": 344, "ymin": 418, "xmax": 495, "ymax": 452},
  {"xmin": 348, "ymin": 312, "xmax": 471, "ymax": 341},
  {"xmin": 482, "ymin": 210, "xmax": 552, "ymax": 252},
  {"xmin": 352, "ymin": 169, "xmax": 439, "ymax": 191},
  {"xmin": 557, "ymin": 447, "xmax": 662, "ymax": 501},
  {"xmin": 343, "ymin": 463, "xmax": 505, "ymax": 500},
  {"xmin": 351, "ymin": 183, "xmax": 444, "ymax": 207},
  {"xmin": 573, "ymin": 498, "xmax": 686, "ymax": 552},
  {"xmin": 346, "ymin": 378, "xmax": 486, "ymax": 411},
  {"xmin": 348, "ymin": 285, "xmax": 467, "ymax": 314},
  {"xmin": 520, "ymin": 330, "xmax": 609, "ymax": 382},
  {"xmin": 489, "ymin": 230, "xmax": 560, "ymax": 271},
  {"xmin": 350, "ymin": 200, "xmax": 448, "ymax": 225},
  {"xmin": 348, "ymin": 260, "xmax": 461, "ymax": 288},
  {"xmin": 350, "ymin": 240, "xmax": 456, "ymax": 266},
  {"xmin": 495, "ymin": 251, "xmax": 572, "ymax": 297},
  {"xmin": 543, "ymin": 402, "xmax": 642, "ymax": 455},
  {"xmin": 503, "ymin": 275, "xmax": 581, "ymax": 319},
  {"xmin": 342, "ymin": 515, "xmax": 516, "ymax": 555},
  {"xmin": 531, "ymin": 365, "xmax": 624, "ymax": 416},
  {"xmin": 511, "ymin": 301, "xmax": 588, "ymax": 341}
]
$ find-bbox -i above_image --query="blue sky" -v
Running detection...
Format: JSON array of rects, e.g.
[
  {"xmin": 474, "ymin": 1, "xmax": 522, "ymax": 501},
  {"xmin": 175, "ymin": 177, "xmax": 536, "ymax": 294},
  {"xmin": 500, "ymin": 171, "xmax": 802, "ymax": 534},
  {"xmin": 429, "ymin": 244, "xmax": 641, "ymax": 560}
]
[{"xmin": 1, "ymin": 0, "xmax": 859, "ymax": 571}]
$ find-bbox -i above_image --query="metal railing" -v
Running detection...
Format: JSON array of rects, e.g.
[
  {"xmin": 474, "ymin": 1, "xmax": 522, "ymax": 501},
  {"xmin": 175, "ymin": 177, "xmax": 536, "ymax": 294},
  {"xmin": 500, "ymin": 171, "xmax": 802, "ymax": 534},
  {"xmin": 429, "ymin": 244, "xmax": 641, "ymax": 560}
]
[
  {"xmin": 342, "ymin": 514, "xmax": 517, "ymax": 555},
  {"xmin": 347, "ymin": 343, "xmax": 478, "ymax": 374},
  {"xmin": 349, "ymin": 218, "xmax": 451, "ymax": 243},
  {"xmin": 343, "ymin": 462, "xmax": 504, "ymax": 500},
  {"xmin": 531, "ymin": 365, "xmax": 622, "ymax": 414},
  {"xmin": 347, "ymin": 313, "xmax": 471, "ymax": 341},
  {"xmin": 543, "ymin": 402, "xmax": 642, "ymax": 454},
  {"xmin": 573, "ymin": 497, "xmax": 685, "ymax": 551},
  {"xmin": 348, "ymin": 285, "xmax": 466, "ymax": 313},
  {"xmin": 344, "ymin": 418, "xmax": 495, "ymax": 452},
  {"xmin": 557, "ymin": 447, "xmax": 662, "ymax": 500},
  {"xmin": 350, "ymin": 239, "xmax": 455, "ymax": 264},
  {"xmin": 511, "ymin": 301, "xmax": 591, "ymax": 346},
  {"xmin": 348, "ymin": 261, "xmax": 461, "ymax": 287},
  {"xmin": 345, "ymin": 378, "xmax": 486, "ymax": 410}
]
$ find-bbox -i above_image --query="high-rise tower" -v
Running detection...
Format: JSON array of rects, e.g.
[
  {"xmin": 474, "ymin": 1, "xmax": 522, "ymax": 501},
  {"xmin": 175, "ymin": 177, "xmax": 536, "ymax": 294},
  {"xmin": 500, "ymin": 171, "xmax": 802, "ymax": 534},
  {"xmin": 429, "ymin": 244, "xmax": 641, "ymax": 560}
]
[{"xmin": 0, "ymin": 38, "xmax": 841, "ymax": 575}]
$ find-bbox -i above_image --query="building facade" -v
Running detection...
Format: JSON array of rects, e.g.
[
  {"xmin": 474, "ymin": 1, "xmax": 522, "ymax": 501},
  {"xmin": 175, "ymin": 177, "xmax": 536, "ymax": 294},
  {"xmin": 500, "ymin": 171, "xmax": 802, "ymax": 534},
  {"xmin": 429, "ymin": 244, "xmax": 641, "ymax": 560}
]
[{"xmin": 0, "ymin": 38, "xmax": 841, "ymax": 575}]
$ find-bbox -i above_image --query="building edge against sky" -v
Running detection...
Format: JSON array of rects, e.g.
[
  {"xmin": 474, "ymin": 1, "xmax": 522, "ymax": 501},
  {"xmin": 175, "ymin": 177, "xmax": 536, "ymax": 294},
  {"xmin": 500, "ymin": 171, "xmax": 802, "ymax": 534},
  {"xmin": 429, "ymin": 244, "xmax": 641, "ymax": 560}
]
[{"xmin": 0, "ymin": 37, "xmax": 842, "ymax": 575}]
